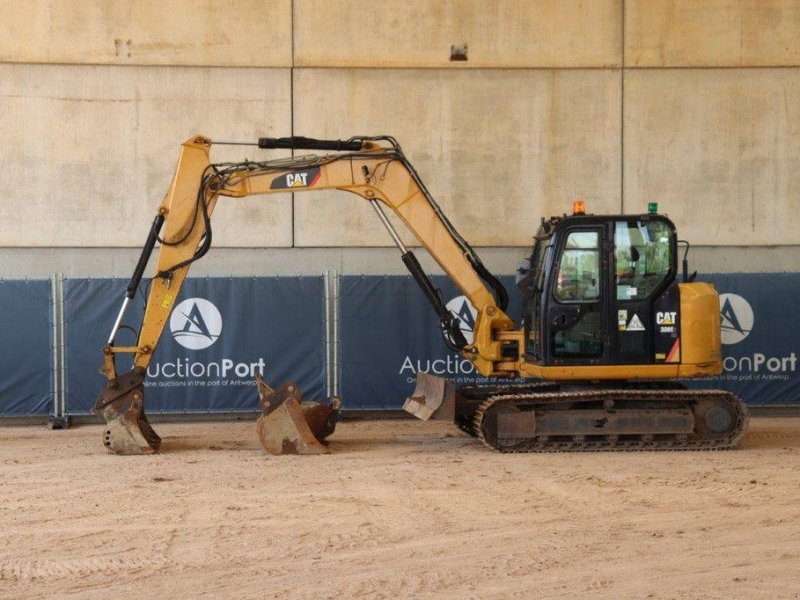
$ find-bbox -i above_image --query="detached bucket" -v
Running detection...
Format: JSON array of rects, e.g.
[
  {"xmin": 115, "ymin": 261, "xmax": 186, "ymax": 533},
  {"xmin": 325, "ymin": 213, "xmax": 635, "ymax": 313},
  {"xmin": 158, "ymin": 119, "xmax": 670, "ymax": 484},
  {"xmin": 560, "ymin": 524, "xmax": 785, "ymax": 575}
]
[
  {"xmin": 403, "ymin": 372, "xmax": 456, "ymax": 421},
  {"xmin": 255, "ymin": 375, "xmax": 340, "ymax": 455}
]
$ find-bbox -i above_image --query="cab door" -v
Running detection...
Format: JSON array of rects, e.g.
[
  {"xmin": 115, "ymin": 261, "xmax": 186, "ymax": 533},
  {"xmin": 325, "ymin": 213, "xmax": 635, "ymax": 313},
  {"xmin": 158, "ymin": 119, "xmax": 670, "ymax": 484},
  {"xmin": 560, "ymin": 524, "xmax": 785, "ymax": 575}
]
[
  {"xmin": 546, "ymin": 227, "xmax": 608, "ymax": 364},
  {"xmin": 611, "ymin": 218, "xmax": 677, "ymax": 364}
]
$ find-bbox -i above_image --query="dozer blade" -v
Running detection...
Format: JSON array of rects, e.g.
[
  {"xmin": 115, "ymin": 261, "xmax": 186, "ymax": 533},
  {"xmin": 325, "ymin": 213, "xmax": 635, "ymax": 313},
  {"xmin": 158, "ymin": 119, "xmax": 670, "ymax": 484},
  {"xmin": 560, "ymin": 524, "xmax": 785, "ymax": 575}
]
[
  {"xmin": 255, "ymin": 375, "xmax": 340, "ymax": 455},
  {"xmin": 403, "ymin": 372, "xmax": 456, "ymax": 421},
  {"xmin": 94, "ymin": 370, "xmax": 161, "ymax": 455}
]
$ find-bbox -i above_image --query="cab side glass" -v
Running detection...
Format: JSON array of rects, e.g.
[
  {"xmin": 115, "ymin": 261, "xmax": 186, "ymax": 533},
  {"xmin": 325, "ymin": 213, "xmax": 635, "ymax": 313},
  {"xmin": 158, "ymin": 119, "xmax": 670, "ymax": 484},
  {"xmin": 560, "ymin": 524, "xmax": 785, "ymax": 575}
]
[
  {"xmin": 614, "ymin": 221, "xmax": 672, "ymax": 300},
  {"xmin": 555, "ymin": 231, "xmax": 600, "ymax": 302}
]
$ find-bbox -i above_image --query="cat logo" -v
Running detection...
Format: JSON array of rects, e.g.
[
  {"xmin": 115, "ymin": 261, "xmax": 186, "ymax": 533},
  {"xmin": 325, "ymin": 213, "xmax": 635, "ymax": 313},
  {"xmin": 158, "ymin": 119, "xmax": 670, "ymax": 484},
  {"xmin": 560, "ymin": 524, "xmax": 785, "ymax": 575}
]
[
  {"xmin": 656, "ymin": 311, "xmax": 677, "ymax": 326},
  {"xmin": 270, "ymin": 166, "xmax": 321, "ymax": 189},
  {"xmin": 287, "ymin": 173, "xmax": 308, "ymax": 187}
]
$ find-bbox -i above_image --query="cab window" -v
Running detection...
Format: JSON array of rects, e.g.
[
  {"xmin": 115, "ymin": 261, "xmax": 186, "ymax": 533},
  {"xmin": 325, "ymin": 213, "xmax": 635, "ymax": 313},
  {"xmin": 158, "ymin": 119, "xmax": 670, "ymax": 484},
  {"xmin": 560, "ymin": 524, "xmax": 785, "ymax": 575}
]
[
  {"xmin": 614, "ymin": 220, "xmax": 672, "ymax": 300},
  {"xmin": 555, "ymin": 231, "xmax": 600, "ymax": 302}
]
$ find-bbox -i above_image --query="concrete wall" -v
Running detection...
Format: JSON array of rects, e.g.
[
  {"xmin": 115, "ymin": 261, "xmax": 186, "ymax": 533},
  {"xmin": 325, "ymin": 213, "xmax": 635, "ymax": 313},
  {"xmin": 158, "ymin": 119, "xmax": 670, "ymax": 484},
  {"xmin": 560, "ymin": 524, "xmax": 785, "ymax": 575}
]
[
  {"xmin": 294, "ymin": 0, "xmax": 621, "ymax": 68},
  {"xmin": 625, "ymin": 68, "xmax": 800, "ymax": 245},
  {"xmin": 0, "ymin": 64, "xmax": 293, "ymax": 247},
  {"xmin": 0, "ymin": 0, "xmax": 293, "ymax": 66},
  {"xmin": 625, "ymin": 0, "xmax": 800, "ymax": 67},
  {"xmin": 0, "ymin": 0, "xmax": 798, "ymax": 275},
  {"xmin": 293, "ymin": 68, "xmax": 621, "ymax": 247}
]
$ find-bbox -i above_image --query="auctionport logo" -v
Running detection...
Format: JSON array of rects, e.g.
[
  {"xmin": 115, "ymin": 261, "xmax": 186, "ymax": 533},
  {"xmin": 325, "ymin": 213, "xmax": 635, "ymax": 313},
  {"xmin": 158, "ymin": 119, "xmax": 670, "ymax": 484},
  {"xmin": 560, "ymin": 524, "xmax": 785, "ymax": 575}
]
[
  {"xmin": 169, "ymin": 298, "xmax": 222, "ymax": 350},
  {"xmin": 719, "ymin": 293, "xmax": 754, "ymax": 345},
  {"xmin": 445, "ymin": 295, "xmax": 477, "ymax": 344},
  {"xmin": 398, "ymin": 294, "xmax": 523, "ymax": 385},
  {"xmin": 718, "ymin": 291, "xmax": 796, "ymax": 377}
]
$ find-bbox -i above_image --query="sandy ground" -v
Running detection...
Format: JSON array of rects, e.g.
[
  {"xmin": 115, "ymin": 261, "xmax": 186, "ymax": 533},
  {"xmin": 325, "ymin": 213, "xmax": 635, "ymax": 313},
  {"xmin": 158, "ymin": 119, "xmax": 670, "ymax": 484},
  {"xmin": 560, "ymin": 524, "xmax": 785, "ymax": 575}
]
[{"xmin": 1, "ymin": 418, "xmax": 799, "ymax": 599}]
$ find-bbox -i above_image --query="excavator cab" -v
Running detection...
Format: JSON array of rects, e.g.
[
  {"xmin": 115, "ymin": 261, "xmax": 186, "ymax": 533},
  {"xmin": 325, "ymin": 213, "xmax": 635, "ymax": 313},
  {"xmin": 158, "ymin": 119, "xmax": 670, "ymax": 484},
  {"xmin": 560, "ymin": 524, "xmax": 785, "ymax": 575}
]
[{"xmin": 521, "ymin": 208, "xmax": 683, "ymax": 369}]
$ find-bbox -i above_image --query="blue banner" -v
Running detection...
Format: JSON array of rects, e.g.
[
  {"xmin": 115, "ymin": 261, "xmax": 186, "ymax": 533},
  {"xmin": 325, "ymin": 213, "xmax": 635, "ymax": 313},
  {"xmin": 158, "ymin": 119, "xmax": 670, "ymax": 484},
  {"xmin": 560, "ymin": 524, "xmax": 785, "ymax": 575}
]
[
  {"xmin": 0, "ymin": 279, "xmax": 53, "ymax": 416},
  {"xmin": 688, "ymin": 273, "xmax": 800, "ymax": 406},
  {"xmin": 339, "ymin": 275, "xmax": 522, "ymax": 410},
  {"xmin": 64, "ymin": 277, "xmax": 326, "ymax": 414}
]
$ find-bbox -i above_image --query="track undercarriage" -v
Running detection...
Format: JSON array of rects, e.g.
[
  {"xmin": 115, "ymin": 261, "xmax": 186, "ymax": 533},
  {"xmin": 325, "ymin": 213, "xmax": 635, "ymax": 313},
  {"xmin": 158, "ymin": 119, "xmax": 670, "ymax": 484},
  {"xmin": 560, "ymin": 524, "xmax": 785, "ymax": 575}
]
[{"xmin": 453, "ymin": 382, "xmax": 749, "ymax": 452}]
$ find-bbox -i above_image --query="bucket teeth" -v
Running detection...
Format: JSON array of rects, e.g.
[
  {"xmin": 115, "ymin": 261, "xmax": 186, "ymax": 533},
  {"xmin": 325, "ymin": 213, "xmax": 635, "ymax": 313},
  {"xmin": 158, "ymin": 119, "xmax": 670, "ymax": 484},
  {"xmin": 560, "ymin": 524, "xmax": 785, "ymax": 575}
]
[
  {"xmin": 255, "ymin": 375, "xmax": 340, "ymax": 455},
  {"xmin": 94, "ymin": 371, "xmax": 161, "ymax": 455}
]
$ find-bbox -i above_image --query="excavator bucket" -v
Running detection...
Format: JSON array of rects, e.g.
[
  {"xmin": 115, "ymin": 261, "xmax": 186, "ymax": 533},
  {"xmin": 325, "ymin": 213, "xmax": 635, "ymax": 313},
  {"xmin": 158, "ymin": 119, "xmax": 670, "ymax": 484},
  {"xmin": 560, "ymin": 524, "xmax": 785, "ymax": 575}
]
[
  {"xmin": 94, "ymin": 371, "xmax": 161, "ymax": 455},
  {"xmin": 403, "ymin": 372, "xmax": 456, "ymax": 421},
  {"xmin": 255, "ymin": 375, "xmax": 340, "ymax": 455}
]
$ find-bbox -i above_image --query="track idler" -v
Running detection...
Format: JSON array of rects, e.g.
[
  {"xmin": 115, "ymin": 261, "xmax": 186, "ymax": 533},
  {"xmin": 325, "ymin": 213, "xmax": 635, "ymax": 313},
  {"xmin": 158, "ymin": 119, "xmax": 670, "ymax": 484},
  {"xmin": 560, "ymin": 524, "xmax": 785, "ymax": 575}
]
[
  {"xmin": 255, "ymin": 375, "xmax": 340, "ymax": 455},
  {"xmin": 94, "ymin": 370, "xmax": 161, "ymax": 455}
]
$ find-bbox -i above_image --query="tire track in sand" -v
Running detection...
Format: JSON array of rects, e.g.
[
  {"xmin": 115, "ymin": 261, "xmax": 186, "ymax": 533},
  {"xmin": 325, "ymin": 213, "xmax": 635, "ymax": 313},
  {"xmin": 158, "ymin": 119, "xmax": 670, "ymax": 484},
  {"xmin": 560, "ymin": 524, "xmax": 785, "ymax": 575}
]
[{"xmin": 0, "ymin": 556, "xmax": 182, "ymax": 581}]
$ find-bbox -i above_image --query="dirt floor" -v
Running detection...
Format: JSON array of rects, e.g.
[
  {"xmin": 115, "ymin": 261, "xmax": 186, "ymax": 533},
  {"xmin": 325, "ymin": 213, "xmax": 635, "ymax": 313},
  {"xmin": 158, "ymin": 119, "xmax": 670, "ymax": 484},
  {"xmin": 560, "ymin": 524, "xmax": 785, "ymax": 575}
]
[{"xmin": 1, "ymin": 418, "xmax": 799, "ymax": 599}]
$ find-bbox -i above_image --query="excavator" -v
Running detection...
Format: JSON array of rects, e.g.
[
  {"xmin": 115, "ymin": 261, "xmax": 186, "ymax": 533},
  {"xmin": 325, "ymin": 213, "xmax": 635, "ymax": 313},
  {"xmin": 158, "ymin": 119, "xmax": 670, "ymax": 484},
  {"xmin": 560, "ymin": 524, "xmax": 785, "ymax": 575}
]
[{"xmin": 94, "ymin": 135, "xmax": 749, "ymax": 455}]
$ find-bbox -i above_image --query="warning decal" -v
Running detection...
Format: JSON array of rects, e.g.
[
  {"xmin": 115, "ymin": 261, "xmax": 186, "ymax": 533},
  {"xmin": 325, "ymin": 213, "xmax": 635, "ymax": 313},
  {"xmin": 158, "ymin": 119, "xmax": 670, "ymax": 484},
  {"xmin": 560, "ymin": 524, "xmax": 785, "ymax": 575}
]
[
  {"xmin": 627, "ymin": 314, "xmax": 645, "ymax": 332},
  {"xmin": 666, "ymin": 339, "xmax": 681, "ymax": 363},
  {"xmin": 617, "ymin": 309, "xmax": 628, "ymax": 331}
]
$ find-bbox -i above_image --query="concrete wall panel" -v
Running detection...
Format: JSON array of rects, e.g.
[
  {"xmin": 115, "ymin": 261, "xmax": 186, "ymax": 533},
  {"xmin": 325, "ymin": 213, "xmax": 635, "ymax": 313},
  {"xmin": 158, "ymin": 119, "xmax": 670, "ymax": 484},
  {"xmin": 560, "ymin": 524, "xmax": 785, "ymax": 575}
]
[
  {"xmin": 624, "ymin": 69, "xmax": 800, "ymax": 245},
  {"xmin": 0, "ymin": 64, "xmax": 293, "ymax": 247},
  {"xmin": 294, "ymin": 0, "xmax": 621, "ymax": 68},
  {"xmin": 292, "ymin": 68, "xmax": 621, "ymax": 247},
  {"xmin": 626, "ymin": 0, "xmax": 800, "ymax": 67},
  {"xmin": 0, "ymin": 0, "xmax": 292, "ymax": 66}
]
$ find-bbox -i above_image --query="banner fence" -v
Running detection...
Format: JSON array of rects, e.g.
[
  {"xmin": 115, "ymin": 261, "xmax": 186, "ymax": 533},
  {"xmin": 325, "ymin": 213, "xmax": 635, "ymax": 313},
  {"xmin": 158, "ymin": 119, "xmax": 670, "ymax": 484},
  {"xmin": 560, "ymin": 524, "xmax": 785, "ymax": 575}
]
[
  {"xmin": 0, "ymin": 279, "xmax": 54, "ymax": 416},
  {"xmin": 0, "ymin": 272, "xmax": 798, "ymax": 422},
  {"xmin": 63, "ymin": 277, "xmax": 326, "ymax": 415}
]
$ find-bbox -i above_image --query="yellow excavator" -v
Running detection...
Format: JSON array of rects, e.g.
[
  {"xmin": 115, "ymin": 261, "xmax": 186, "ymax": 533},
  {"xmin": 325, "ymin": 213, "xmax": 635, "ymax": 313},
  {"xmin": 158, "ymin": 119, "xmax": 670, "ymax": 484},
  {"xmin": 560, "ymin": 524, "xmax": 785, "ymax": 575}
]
[{"xmin": 94, "ymin": 135, "xmax": 749, "ymax": 455}]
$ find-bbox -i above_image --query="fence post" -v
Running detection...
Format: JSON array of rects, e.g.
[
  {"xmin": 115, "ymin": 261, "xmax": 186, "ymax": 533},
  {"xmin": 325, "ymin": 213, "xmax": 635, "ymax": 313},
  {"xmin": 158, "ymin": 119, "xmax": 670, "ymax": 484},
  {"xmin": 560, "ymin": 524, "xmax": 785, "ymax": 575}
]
[
  {"xmin": 333, "ymin": 271, "xmax": 340, "ymax": 398},
  {"xmin": 324, "ymin": 271, "xmax": 341, "ymax": 399},
  {"xmin": 48, "ymin": 273, "xmax": 70, "ymax": 429}
]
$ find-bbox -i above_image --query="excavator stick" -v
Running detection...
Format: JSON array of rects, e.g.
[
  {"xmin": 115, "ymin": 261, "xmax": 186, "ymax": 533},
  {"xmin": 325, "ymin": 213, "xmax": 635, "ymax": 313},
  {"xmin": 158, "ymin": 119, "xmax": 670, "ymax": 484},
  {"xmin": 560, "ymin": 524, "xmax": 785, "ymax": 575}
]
[
  {"xmin": 403, "ymin": 372, "xmax": 456, "ymax": 421},
  {"xmin": 255, "ymin": 375, "xmax": 340, "ymax": 455},
  {"xmin": 94, "ymin": 371, "xmax": 161, "ymax": 455}
]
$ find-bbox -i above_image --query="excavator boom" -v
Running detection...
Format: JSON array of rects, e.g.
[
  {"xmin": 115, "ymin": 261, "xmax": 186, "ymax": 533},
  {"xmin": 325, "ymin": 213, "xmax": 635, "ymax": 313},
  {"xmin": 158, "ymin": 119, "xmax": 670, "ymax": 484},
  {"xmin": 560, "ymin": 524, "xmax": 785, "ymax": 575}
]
[{"xmin": 96, "ymin": 135, "xmax": 517, "ymax": 454}]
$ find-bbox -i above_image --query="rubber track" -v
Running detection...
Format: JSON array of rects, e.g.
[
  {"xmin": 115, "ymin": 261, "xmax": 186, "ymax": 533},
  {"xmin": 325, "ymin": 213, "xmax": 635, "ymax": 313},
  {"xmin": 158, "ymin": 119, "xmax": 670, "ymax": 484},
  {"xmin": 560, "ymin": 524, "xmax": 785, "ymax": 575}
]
[{"xmin": 473, "ymin": 388, "xmax": 750, "ymax": 453}]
